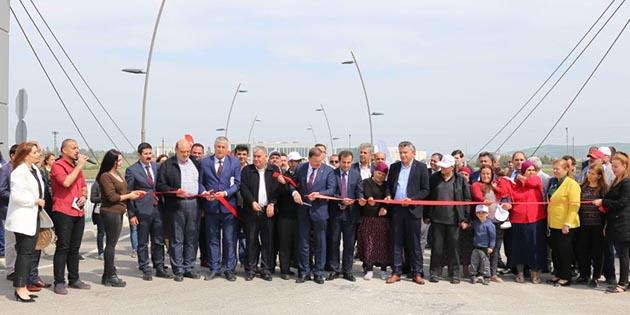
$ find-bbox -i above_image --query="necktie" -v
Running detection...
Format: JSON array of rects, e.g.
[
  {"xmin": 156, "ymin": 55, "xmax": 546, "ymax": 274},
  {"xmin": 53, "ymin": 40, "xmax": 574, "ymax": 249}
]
[
  {"xmin": 308, "ymin": 168, "xmax": 317, "ymax": 190},
  {"xmin": 145, "ymin": 165, "xmax": 158, "ymax": 206},
  {"xmin": 341, "ymin": 171, "xmax": 347, "ymax": 210},
  {"xmin": 217, "ymin": 159, "xmax": 223, "ymax": 178}
]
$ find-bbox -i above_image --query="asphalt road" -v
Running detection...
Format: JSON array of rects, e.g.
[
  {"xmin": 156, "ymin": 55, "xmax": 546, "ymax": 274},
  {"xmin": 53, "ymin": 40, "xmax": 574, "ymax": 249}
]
[{"xmin": 1, "ymin": 224, "xmax": 629, "ymax": 314}]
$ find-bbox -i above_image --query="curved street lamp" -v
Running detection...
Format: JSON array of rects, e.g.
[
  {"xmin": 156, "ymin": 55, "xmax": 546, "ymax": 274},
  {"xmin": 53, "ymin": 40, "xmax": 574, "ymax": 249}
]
[
  {"xmin": 122, "ymin": 0, "xmax": 166, "ymax": 142},
  {"xmin": 342, "ymin": 50, "xmax": 375, "ymax": 147},
  {"xmin": 247, "ymin": 115, "xmax": 261, "ymax": 145},
  {"xmin": 306, "ymin": 124, "xmax": 318, "ymax": 143},
  {"xmin": 223, "ymin": 82, "xmax": 248, "ymax": 137},
  {"xmin": 315, "ymin": 104, "xmax": 336, "ymax": 153}
]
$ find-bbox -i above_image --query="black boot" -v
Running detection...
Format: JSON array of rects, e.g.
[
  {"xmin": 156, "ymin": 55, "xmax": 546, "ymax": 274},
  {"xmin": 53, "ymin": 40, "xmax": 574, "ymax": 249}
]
[{"xmin": 103, "ymin": 274, "xmax": 126, "ymax": 287}]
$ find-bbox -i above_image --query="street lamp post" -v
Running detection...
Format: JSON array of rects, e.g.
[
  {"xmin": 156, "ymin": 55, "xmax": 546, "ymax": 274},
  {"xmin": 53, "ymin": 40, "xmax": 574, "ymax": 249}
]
[
  {"xmin": 122, "ymin": 0, "xmax": 166, "ymax": 143},
  {"xmin": 224, "ymin": 83, "xmax": 248, "ymax": 137},
  {"xmin": 315, "ymin": 104, "xmax": 336, "ymax": 153},
  {"xmin": 342, "ymin": 50, "xmax": 375, "ymax": 147},
  {"xmin": 306, "ymin": 124, "xmax": 317, "ymax": 143},
  {"xmin": 247, "ymin": 115, "xmax": 261, "ymax": 145}
]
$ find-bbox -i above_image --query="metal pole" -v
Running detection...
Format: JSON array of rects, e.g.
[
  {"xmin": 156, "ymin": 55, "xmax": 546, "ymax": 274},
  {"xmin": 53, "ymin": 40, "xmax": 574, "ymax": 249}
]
[
  {"xmin": 247, "ymin": 115, "xmax": 259, "ymax": 145},
  {"xmin": 224, "ymin": 82, "xmax": 242, "ymax": 137},
  {"xmin": 140, "ymin": 0, "xmax": 166, "ymax": 143},
  {"xmin": 350, "ymin": 51, "xmax": 374, "ymax": 147},
  {"xmin": 317, "ymin": 104, "xmax": 335, "ymax": 153},
  {"xmin": 52, "ymin": 131, "xmax": 59, "ymax": 155},
  {"xmin": 565, "ymin": 127, "xmax": 569, "ymax": 155},
  {"xmin": 307, "ymin": 124, "xmax": 317, "ymax": 143}
]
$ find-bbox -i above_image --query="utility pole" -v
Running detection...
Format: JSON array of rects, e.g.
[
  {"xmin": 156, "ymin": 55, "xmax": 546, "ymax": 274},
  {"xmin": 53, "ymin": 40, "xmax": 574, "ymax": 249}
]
[
  {"xmin": 161, "ymin": 137, "xmax": 165, "ymax": 155},
  {"xmin": 52, "ymin": 131, "xmax": 59, "ymax": 155}
]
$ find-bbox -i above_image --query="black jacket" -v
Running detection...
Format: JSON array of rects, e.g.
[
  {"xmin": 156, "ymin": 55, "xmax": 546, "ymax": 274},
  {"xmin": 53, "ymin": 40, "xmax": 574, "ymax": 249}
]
[
  {"xmin": 604, "ymin": 177, "xmax": 630, "ymax": 243},
  {"xmin": 424, "ymin": 171, "xmax": 471, "ymax": 225},
  {"xmin": 277, "ymin": 169, "xmax": 298, "ymax": 219},
  {"xmin": 240, "ymin": 163, "xmax": 281, "ymax": 217},
  {"xmin": 386, "ymin": 160, "xmax": 430, "ymax": 220},
  {"xmin": 156, "ymin": 156, "xmax": 200, "ymax": 211}
]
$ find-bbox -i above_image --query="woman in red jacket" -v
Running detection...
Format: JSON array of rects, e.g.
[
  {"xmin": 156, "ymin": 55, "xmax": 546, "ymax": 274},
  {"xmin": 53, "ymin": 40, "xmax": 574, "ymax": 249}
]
[{"xmin": 507, "ymin": 160, "xmax": 547, "ymax": 284}]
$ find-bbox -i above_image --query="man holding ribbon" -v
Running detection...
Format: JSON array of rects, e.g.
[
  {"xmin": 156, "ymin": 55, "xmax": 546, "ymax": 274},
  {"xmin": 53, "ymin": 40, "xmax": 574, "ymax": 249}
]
[
  {"xmin": 126, "ymin": 142, "xmax": 171, "ymax": 281},
  {"xmin": 198, "ymin": 136, "xmax": 241, "ymax": 282},
  {"xmin": 156, "ymin": 139, "xmax": 201, "ymax": 282}
]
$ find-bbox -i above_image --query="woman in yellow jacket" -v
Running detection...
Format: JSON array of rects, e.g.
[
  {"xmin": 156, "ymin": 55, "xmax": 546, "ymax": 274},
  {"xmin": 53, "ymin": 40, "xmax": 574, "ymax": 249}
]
[{"xmin": 546, "ymin": 159, "xmax": 581, "ymax": 287}]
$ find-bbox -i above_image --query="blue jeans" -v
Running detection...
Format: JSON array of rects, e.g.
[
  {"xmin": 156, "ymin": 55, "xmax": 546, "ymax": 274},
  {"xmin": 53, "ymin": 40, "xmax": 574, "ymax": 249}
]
[
  {"xmin": 129, "ymin": 222, "xmax": 138, "ymax": 251},
  {"xmin": 0, "ymin": 219, "xmax": 5, "ymax": 256}
]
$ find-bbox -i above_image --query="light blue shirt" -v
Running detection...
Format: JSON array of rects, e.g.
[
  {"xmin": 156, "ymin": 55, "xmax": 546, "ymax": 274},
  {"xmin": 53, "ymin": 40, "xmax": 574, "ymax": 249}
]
[
  {"xmin": 394, "ymin": 162, "xmax": 412, "ymax": 200},
  {"xmin": 178, "ymin": 158, "xmax": 199, "ymax": 195}
]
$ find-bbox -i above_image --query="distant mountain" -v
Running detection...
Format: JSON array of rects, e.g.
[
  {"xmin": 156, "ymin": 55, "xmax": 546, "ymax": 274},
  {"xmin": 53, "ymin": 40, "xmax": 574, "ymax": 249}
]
[{"xmin": 508, "ymin": 143, "xmax": 630, "ymax": 160}]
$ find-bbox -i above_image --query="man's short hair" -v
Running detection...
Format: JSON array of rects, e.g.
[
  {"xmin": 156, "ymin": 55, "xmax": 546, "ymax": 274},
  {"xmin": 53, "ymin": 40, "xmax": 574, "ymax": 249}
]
[
  {"xmin": 234, "ymin": 144, "xmax": 249, "ymax": 154},
  {"xmin": 60, "ymin": 138, "xmax": 76, "ymax": 150},
  {"xmin": 451, "ymin": 149, "xmax": 464, "ymax": 158},
  {"xmin": 9, "ymin": 144, "xmax": 18, "ymax": 156},
  {"xmin": 192, "ymin": 143, "xmax": 204, "ymax": 151},
  {"xmin": 431, "ymin": 152, "xmax": 443, "ymax": 160},
  {"xmin": 137, "ymin": 142, "xmax": 152, "ymax": 154},
  {"xmin": 398, "ymin": 141, "xmax": 415, "ymax": 151},
  {"xmin": 359, "ymin": 143, "xmax": 373, "ymax": 152},
  {"xmin": 478, "ymin": 151, "xmax": 495, "ymax": 162},
  {"xmin": 338, "ymin": 150, "xmax": 353, "ymax": 159},
  {"xmin": 253, "ymin": 146, "xmax": 267, "ymax": 155},
  {"xmin": 269, "ymin": 151, "xmax": 281, "ymax": 158},
  {"xmin": 512, "ymin": 151, "xmax": 526, "ymax": 159},
  {"xmin": 528, "ymin": 156, "xmax": 543, "ymax": 171},
  {"xmin": 215, "ymin": 136, "xmax": 229, "ymax": 145},
  {"xmin": 562, "ymin": 155, "xmax": 576, "ymax": 167},
  {"xmin": 309, "ymin": 147, "xmax": 323, "ymax": 158},
  {"xmin": 280, "ymin": 152, "xmax": 287, "ymax": 157}
]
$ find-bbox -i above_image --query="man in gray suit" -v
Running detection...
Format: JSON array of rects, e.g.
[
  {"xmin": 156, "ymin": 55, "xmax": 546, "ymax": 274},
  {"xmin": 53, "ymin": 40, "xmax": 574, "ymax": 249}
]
[{"xmin": 126, "ymin": 142, "xmax": 171, "ymax": 281}]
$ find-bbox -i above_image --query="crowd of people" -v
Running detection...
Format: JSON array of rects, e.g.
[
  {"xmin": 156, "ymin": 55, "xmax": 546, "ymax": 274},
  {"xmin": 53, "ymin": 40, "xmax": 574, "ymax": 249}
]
[{"xmin": 1, "ymin": 138, "xmax": 629, "ymax": 302}]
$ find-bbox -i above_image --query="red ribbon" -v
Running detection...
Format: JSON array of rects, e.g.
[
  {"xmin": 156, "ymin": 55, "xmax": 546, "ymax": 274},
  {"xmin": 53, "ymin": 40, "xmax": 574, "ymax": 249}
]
[
  {"xmin": 273, "ymin": 172, "xmax": 298, "ymax": 188},
  {"xmin": 312, "ymin": 194, "xmax": 592, "ymax": 206},
  {"xmin": 147, "ymin": 191, "xmax": 242, "ymax": 221}
]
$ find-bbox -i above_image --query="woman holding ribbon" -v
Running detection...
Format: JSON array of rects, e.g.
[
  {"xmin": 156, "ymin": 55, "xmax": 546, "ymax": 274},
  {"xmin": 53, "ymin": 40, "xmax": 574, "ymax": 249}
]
[{"xmin": 507, "ymin": 160, "xmax": 547, "ymax": 284}]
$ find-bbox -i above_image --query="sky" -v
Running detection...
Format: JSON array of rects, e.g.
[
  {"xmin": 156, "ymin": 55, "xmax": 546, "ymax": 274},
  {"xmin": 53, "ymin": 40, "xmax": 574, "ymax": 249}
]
[{"xmin": 6, "ymin": 0, "xmax": 630, "ymax": 155}]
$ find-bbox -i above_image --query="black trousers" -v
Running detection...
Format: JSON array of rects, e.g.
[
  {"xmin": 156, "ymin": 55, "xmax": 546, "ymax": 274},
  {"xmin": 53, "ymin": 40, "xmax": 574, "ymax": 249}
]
[
  {"xmin": 52, "ymin": 212, "xmax": 85, "ymax": 285},
  {"xmin": 245, "ymin": 212, "xmax": 275, "ymax": 273},
  {"xmin": 13, "ymin": 230, "xmax": 38, "ymax": 288},
  {"xmin": 429, "ymin": 222, "xmax": 460, "ymax": 277},
  {"xmin": 137, "ymin": 206, "xmax": 166, "ymax": 272},
  {"xmin": 169, "ymin": 200, "xmax": 199, "ymax": 275},
  {"xmin": 603, "ymin": 238, "xmax": 616, "ymax": 280},
  {"xmin": 549, "ymin": 228, "xmax": 575, "ymax": 281},
  {"xmin": 101, "ymin": 211, "xmax": 123, "ymax": 276},
  {"xmin": 277, "ymin": 217, "xmax": 297, "ymax": 274},
  {"xmin": 327, "ymin": 216, "xmax": 356, "ymax": 274},
  {"xmin": 613, "ymin": 241, "xmax": 630, "ymax": 286},
  {"xmin": 198, "ymin": 213, "xmax": 208, "ymax": 262},
  {"xmin": 576, "ymin": 225, "xmax": 604, "ymax": 279},
  {"xmin": 391, "ymin": 206, "xmax": 423, "ymax": 276}
]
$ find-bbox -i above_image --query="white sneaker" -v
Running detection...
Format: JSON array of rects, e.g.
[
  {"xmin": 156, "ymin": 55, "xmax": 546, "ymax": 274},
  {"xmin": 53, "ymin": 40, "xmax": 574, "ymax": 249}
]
[
  {"xmin": 364, "ymin": 271, "xmax": 373, "ymax": 280},
  {"xmin": 500, "ymin": 221, "xmax": 512, "ymax": 229},
  {"xmin": 380, "ymin": 270, "xmax": 390, "ymax": 280}
]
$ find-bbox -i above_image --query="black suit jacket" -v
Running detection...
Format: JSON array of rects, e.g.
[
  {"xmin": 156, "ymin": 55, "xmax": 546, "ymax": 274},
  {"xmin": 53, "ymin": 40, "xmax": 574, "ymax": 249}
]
[
  {"xmin": 156, "ymin": 156, "xmax": 200, "ymax": 211},
  {"xmin": 240, "ymin": 163, "xmax": 281, "ymax": 217},
  {"xmin": 328, "ymin": 167, "xmax": 364, "ymax": 223},
  {"xmin": 386, "ymin": 160, "xmax": 430, "ymax": 219}
]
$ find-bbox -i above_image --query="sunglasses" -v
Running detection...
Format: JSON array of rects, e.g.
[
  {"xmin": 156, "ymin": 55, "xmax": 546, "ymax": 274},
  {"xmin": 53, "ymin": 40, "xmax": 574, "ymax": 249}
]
[{"xmin": 330, "ymin": 160, "xmax": 339, "ymax": 164}]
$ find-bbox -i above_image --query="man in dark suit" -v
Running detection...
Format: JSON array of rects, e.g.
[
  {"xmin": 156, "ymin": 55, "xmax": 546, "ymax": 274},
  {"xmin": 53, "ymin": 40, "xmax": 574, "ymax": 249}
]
[
  {"xmin": 240, "ymin": 146, "xmax": 281, "ymax": 281},
  {"xmin": 327, "ymin": 150, "xmax": 364, "ymax": 282},
  {"xmin": 126, "ymin": 142, "xmax": 171, "ymax": 281},
  {"xmin": 385, "ymin": 141, "xmax": 430, "ymax": 285},
  {"xmin": 276, "ymin": 151, "xmax": 302, "ymax": 280},
  {"xmin": 285, "ymin": 147, "xmax": 335, "ymax": 284},
  {"xmin": 156, "ymin": 139, "xmax": 201, "ymax": 282},
  {"xmin": 198, "ymin": 136, "xmax": 241, "ymax": 281}
]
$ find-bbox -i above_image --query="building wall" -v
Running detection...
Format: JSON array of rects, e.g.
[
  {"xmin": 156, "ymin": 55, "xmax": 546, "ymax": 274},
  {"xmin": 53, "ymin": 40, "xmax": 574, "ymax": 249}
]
[{"xmin": 0, "ymin": 0, "xmax": 8, "ymax": 159}]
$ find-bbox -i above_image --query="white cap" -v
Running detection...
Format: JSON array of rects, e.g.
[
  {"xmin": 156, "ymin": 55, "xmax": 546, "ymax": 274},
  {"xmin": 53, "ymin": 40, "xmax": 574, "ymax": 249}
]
[
  {"xmin": 598, "ymin": 146, "xmax": 612, "ymax": 157},
  {"xmin": 475, "ymin": 205, "xmax": 489, "ymax": 213},
  {"xmin": 287, "ymin": 152, "xmax": 303, "ymax": 161},
  {"xmin": 436, "ymin": 154, "xmax": 455, "ymax": 168}
]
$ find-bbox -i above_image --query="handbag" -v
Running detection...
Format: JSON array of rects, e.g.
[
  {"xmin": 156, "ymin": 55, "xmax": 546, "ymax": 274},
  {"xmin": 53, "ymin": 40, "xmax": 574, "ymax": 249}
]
[{"xmin": 36, "ymin": 210, "xmax": 55, "ymax": 250}]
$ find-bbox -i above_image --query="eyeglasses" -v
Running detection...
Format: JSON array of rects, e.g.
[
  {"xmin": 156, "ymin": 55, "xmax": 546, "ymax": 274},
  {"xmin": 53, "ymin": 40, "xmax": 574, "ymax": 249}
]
[{"xmin": 330, "ymin": 160, "xmax": 339, "ymax": 164}]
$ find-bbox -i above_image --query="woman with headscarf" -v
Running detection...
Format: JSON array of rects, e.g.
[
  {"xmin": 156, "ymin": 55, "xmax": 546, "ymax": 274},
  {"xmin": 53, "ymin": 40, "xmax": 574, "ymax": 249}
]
[
  {"xmin": 508, "ymin": 160, "xmax": 547, "ymax": 284},
  {"xmin": 357, "ymin": 162, "xmax": 391, "ymax": 281}
]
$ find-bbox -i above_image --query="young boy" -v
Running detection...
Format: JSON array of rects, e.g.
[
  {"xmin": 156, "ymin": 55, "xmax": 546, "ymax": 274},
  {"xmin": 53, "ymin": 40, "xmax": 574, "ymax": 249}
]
[{"xmin": 470, "ymin": 205, "xmax": 496, "ymax": 285}]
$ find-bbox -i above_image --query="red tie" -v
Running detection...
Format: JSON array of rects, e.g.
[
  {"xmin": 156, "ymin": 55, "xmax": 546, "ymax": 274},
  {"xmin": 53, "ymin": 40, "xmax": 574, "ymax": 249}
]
[
  {"xmin": 308, "ymin": 168, "xmax": 317, "ymax": 190},
  {"xmin": 145, "ymin": 165, "xmax": 158, "ymax": 206},
  {"xmin": 340, "ymin": 172, "xmax": 347, "ymax": 209},
  {"xmin": 217, "ymin": 159, "xmax": 223, "ymax": 178}
]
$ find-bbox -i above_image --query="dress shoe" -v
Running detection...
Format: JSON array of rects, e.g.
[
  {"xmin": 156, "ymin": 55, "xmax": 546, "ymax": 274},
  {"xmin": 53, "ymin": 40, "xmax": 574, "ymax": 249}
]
[
  {"xmin": 287, "ymin": 271, "xmax": 296, "ymax": 276},
  {"xmin": 142, "ymin": 272, "xmax": 153, "ymax": 281},
  {"xmin": 450, "ymin": 277, "xmax": 460, "ymax": 284},
  {"xmin": 224, "ymin": 271, "xmax": 237, "ymax": 282},
  {"xmin": 6, "ymin": 272, "xmax": 15, "ymax": 281},
  {"xmin": 342, "ymin": 273, "xmax": 356, "ymax": 282},
  {"xmin": 103, "ymin": 275, "xmax": 126, "ymax": 287},
  {"xmin": 295, "ymin": 274, "xmax": 311, "ymax": 283},
  {"xmin": 200, "ymin": 260, "xmax": 210, "ymax": 268},
  {"xmin": 155, "ymin": 268, "xmax": 173, "ymax": 279},
  {"xmin": 244, "ymin": 273, "xmax": 255, "ymax": 281},
  {"xmin": 184, "ymin": 271, "xmax": 200, "ymax": 279},
  {"xmin": 53, "ymin": 283, "xmax": 68, "ymax": 295},
  {"xmin": 326, "ymin": 272, "xmax": 340, "ymax": 281},
  {"xmin": 429, "ymin": 275, "xmax": 439, "ymax": 283},
  {"xmin": 69, "ymin": 280, "xmax": 91, "ymax": 290},
  {"xmin": 262, "ymin": 273, "xmax": 273, "ymax": 281},
  {"xmin": 280, "ymin": 274, "xmax": 291, "ymax": 280},
  {"xmin": 14, "ymin": 291, "xmax": 35, "ymax": 303},
  {"xmin": 314, "ymin": 275, "xmax": 325, "ymax": 284},
  {"xmin": 412, "ymin": 275, "xmax": 426, "ymax": 285},
  {"xmin": 554, "ymin": 280, "xmax": 571, "ymax": 287},
  {"xmin": 205, "ymin": 271, "xmax": 219, "ymax": 281},
  {"xmin": 26, "ymin": 285, "xmax": 42, "ymax": 292},
  {"xmin": 174, "ymin": 274, "xmax": 184, "ymax": 282},
  {"xmin": 386, "ymin": 274, "xmax": 401, "ymax": 284},
  {"xmin": 34, "ymin": 280, "xmax": 52, "ymax": 288}
]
